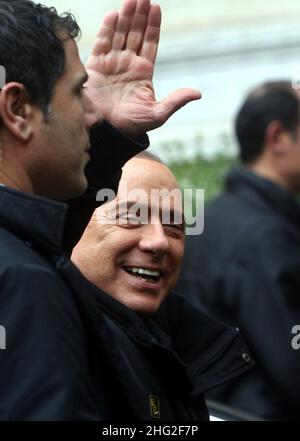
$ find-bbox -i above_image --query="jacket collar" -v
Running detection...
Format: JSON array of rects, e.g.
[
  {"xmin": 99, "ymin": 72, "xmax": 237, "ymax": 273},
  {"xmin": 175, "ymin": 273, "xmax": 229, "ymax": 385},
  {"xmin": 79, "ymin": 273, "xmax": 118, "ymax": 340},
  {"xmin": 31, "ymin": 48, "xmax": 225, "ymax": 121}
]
[
  {"xmin": 93, "ymin": 284, "xmax": 173, "ymax": 349},
  {"xmin": 226, "ymin": 167, "xmax": 300, "ymax": 227},
  {"xmin": 0, "ymin": 186, "xmax": 67, "ymax": 252}
]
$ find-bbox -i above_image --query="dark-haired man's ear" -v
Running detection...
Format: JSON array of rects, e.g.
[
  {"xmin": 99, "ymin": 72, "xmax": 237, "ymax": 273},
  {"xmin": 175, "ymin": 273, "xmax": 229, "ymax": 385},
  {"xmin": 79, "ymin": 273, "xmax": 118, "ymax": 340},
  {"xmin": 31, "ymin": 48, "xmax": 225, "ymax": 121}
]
[
  {"xmin": 0, "ymin": 83, "xmax": 35, "ymax": 142},
  {"xmin": 265, "ymin": 121, "xmax": 290, "ymax": 156}
]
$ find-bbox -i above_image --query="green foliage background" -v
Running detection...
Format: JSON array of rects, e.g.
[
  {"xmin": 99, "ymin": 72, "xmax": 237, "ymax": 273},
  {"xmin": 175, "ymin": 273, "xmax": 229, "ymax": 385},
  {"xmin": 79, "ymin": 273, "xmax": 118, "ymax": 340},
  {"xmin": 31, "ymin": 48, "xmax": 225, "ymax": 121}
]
[
  {"xmin": 157, "ymin": 135, "xmax": 239, "ymax": 202},
  {"xmin": 168, "ymin": 153, "xmax": 238, "ymax": 201}
]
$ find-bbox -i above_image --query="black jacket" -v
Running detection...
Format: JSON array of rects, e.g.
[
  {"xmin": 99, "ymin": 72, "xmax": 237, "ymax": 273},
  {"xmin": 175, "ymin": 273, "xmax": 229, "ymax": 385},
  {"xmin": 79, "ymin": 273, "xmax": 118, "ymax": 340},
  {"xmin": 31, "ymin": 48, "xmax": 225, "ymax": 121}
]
[
  {"xmin": 0, "ymin": 126, "xmax": 252, "ymax": 420},
  {"xmin": 177, "ymin": 167, "xmax": 300, "ymax": 420},
  {"xmin": 0, "ymin": 186, "xmax": 252, "ymax": 421}
]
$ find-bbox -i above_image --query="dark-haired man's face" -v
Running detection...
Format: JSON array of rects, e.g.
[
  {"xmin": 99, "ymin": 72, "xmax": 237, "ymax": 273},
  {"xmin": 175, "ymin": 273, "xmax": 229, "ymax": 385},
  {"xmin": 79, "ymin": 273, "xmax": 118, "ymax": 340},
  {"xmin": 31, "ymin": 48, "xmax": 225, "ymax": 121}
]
[
  {"xmin": 29, "ymin": 37, "xmax": 92, "ymax": 200},
  {"xmin": 281, "ymin": 123, "xmax": 300, "ymax": 192}
]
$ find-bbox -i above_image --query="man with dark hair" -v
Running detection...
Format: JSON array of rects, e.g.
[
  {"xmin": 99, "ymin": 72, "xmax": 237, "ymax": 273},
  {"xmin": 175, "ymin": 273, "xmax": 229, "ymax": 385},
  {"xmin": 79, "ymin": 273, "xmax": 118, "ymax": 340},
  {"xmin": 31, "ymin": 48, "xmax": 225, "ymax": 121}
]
[
  {"xmin": 177, "ymin": 80, "xmax": 300, "ymax": 420},
  {"xmin": 0, "ymin": 0, "xmax": 200, "ymax": 420},
  {"xmin": 236, "ymin": 81, "xmax": 300, "ymax": 168}
]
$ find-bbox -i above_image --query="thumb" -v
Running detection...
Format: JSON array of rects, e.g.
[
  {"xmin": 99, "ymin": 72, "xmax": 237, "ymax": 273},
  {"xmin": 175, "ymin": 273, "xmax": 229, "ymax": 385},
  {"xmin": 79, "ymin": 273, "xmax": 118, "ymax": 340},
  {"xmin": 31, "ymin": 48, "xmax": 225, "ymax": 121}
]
[{"xmin": 156, "ymin": 88, "xmax": 202, "ymax": 124}]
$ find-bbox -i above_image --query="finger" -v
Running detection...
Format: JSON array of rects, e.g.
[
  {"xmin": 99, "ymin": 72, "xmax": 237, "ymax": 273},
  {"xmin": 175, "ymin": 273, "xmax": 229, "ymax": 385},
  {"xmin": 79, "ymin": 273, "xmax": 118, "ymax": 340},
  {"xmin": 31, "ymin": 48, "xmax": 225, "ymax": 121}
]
[
  {"xmin": 92, "ymin": 10, "xmax": 119, "ymax": 56},
  {"xmin": 126, "ymin": 0, "xmax": 151, "ymax": 53},
  {"xmin": 112, "ymin": 0, "xmax": 137, "ymax": 50},
  {"xmin": 155, "ymin": 89, "xmax": 202, "ymax": 124},
  {"xmin": 139, "ymin": 4, "xmax": 161, "ymax": 63}
]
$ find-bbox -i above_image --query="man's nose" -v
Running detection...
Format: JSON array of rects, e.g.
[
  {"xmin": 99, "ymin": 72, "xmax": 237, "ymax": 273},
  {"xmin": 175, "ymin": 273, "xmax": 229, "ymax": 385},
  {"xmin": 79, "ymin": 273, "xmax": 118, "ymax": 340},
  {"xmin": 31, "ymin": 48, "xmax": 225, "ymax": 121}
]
[
  {"xmin": 138, "ymin": 223, "xmax": 169, "ymax": 256},
  {"xmin": 82, "ymin": 92, "xmax": 103, "ymax": 130}
]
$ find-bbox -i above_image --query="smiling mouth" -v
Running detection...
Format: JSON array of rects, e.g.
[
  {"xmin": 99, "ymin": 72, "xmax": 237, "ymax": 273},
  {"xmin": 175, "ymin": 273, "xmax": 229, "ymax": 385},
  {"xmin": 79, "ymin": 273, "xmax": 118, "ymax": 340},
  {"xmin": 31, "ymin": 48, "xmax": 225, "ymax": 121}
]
[{"xmin": 123, "ymin": 266, "xmax": 162, "ymax": 284}]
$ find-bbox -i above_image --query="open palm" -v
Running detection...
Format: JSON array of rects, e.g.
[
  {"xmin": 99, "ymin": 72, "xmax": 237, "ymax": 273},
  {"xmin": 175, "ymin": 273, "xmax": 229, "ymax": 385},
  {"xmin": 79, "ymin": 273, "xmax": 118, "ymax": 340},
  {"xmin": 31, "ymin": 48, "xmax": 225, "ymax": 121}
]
[{"xmin": 85, "ymin": 0, "xmax": 201, "ymax": 137}]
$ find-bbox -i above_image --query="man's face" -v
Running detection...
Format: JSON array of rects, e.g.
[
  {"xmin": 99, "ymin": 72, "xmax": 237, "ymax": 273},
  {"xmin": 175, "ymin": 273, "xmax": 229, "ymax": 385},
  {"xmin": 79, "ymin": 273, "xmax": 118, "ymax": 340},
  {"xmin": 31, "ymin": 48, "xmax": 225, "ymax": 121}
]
[
  {"xmin": 28, "ymin": 37, "xmax": 91, "ymax": 200},
  {"xmin": 72, "ymin": 158, "xmax": 185, "ymax": 315},
  {"xmin": 273, "ymin": 114, "xmax": 300, "ymax": 192},
  {"xmin": 280, "ymin": 92, "xmax": 300, "ymax": 192},
  {"xmin": 285, "ymin": 122, "xmax": 300, "ymax": 192}
]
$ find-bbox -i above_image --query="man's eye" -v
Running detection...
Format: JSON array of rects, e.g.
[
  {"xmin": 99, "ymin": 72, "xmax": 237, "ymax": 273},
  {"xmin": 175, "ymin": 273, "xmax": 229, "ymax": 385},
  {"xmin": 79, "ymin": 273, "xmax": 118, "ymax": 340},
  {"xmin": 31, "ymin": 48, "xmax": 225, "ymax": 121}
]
[
  {"xmin": 163, "ymin": 223, "xmax": 183, "ymax": 229},
  {"xmin": 163, "ymin": 224, "xmax": 184, "ymax": 236}
]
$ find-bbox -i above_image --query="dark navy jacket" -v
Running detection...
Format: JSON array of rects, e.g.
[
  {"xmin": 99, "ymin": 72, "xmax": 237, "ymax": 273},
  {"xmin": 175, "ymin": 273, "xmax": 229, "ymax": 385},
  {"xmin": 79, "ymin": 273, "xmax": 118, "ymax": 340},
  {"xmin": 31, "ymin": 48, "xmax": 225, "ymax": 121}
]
[
  {"xmin": 0, "ymin": 127, "xmax": 252, "ymax": 420},
  {"xmin": 177, "ymin": 167, "xmax": 300, "ymax": 420}
]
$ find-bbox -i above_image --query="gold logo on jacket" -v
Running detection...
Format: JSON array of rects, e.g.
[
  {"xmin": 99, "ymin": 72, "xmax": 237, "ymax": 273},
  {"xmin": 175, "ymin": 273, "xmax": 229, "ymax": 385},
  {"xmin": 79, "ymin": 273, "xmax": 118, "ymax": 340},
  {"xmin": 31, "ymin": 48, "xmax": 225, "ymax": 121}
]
[{"xmin": 149, "ymin": 395, "xmax": 160, "ymax": 419}]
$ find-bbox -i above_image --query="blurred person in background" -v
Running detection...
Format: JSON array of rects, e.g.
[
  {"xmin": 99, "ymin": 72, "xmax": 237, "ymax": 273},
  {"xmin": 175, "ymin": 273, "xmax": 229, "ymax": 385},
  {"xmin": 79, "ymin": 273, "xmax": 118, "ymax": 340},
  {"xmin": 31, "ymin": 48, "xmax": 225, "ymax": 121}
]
[
  {"xmin": 177, "ymin": 80, "xmax": 300, "ymax": 420},
  {"xmin": 72, "ymin": 152, "xmax": 252, "ymax": 421}
]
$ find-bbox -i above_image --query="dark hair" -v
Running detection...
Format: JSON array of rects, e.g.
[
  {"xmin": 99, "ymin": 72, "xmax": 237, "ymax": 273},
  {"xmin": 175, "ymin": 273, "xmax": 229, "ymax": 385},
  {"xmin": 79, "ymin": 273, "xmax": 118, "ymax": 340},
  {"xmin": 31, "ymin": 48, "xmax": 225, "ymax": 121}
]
[
  {"xmin": 0, "ymin": 0, "xmax": 80, "ymax": 115},
  {"xmin": 235, "ymin": 81, "xmax": 300, "ymax": 163}
]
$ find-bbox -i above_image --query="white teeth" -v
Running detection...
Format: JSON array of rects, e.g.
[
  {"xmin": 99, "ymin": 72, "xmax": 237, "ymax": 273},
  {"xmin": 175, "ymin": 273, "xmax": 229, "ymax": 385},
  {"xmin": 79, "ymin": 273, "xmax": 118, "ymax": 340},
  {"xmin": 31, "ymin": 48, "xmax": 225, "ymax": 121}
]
[{"xmin": 128, "ymin": 267, "xmax": 161, "ymax": 277}]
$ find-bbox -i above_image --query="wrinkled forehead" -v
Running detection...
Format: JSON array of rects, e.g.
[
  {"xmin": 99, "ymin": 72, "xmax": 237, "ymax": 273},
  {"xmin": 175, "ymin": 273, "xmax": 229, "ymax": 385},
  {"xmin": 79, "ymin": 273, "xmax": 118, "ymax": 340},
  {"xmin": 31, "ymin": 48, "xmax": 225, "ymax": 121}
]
[
  {"xmin": 94, "ymin": 159, "xmax": 183, "ymax": 223},
  {"xmin": 117, "ymin": 181, "xmax": 182, "ymax": 206},
  {"xmin": 97, "ymin": 182, "xmax": 183, "ymax": 220},
  {"xmin": 122, "ymin": 158, "xmax": 179, "ymax": 191},
  {"xmin": 118, "ymin": 158, "xmax": 182, "ymax": 209}
]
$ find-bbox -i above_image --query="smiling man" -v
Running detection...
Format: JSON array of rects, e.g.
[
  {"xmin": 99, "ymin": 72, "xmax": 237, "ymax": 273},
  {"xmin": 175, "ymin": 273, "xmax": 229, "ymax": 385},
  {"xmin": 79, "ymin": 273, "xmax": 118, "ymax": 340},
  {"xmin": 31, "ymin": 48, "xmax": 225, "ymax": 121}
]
[
  {"xmin": 0, "ymin": 0, "xmax": 201, "ymax": 420},
  {"xmin": 71, "ymin": 153, "xmax": 253, "ymax": 420},
  {"xmin": 73, "ymin": 153, "xmax": 185, "ymax": 315}
]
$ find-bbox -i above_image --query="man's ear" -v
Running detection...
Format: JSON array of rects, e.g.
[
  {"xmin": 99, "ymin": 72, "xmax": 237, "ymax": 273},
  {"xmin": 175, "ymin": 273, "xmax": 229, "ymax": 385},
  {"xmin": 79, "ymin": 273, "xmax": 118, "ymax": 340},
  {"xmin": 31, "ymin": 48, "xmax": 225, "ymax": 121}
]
[
  {"xmin": 264, "ymin": 121, "xmax": 290, "ymax": 156},
  {"xmin": 0, "ymin": 82, "xmax": 36, "ymax": 142}
]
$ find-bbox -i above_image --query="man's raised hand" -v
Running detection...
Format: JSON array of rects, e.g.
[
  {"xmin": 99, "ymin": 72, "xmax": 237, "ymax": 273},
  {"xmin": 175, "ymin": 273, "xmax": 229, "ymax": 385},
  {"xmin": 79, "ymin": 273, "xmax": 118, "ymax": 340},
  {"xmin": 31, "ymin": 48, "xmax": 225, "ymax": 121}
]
[{"xmin": 85, "ymin": 0, "xmax": 201, "ymax": 137}]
